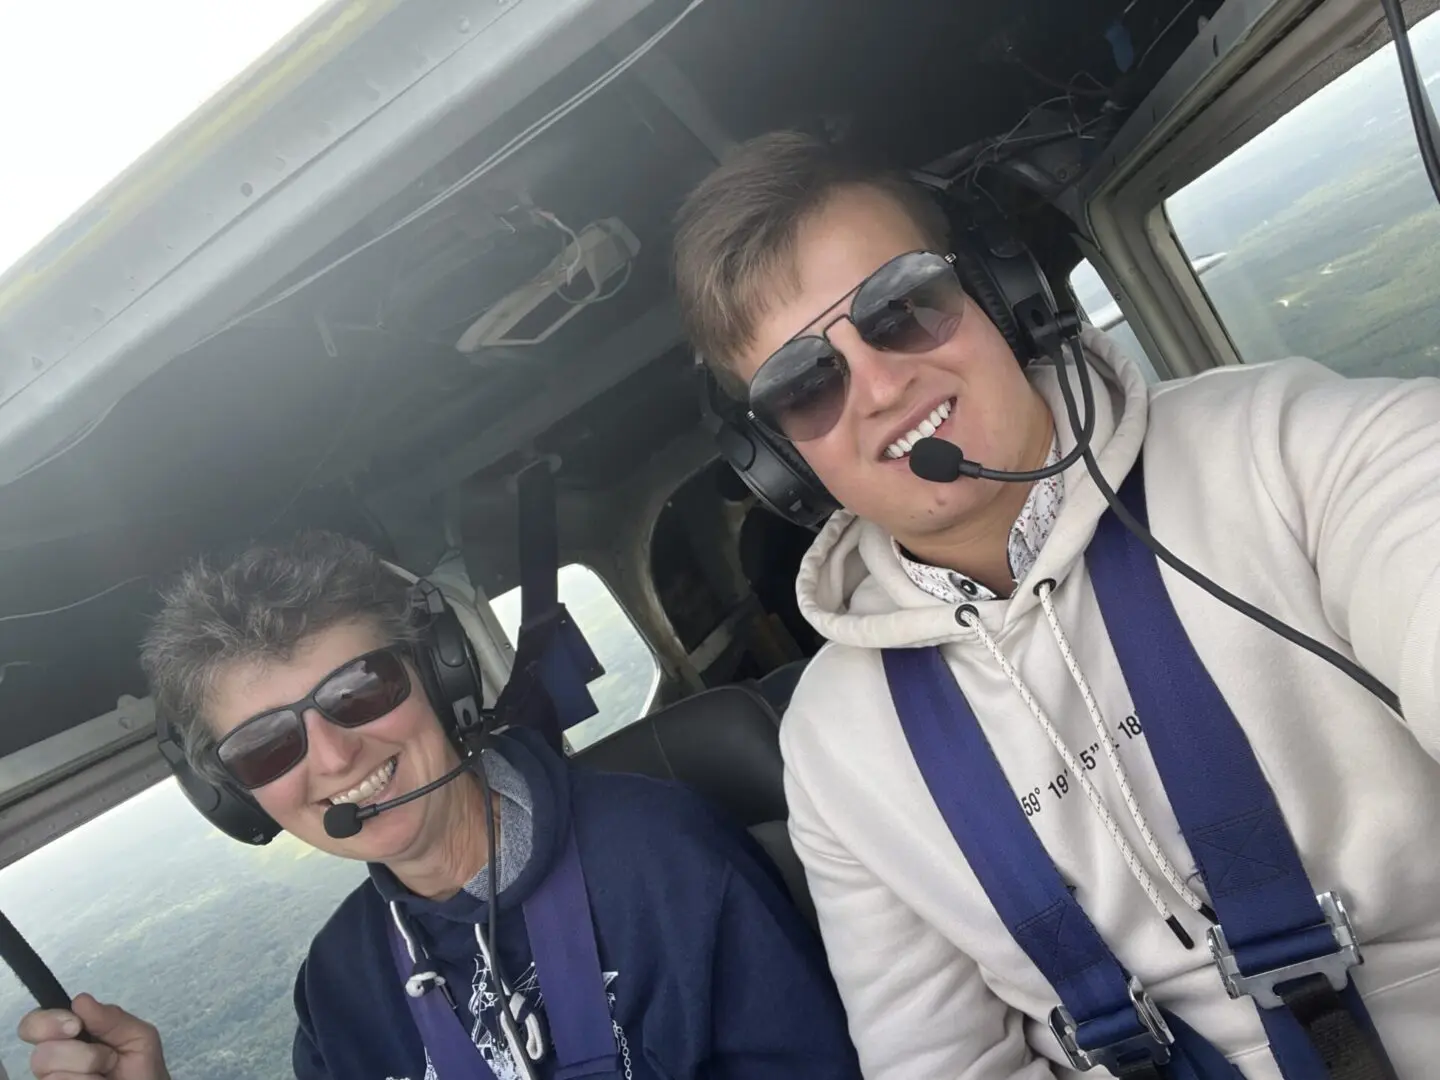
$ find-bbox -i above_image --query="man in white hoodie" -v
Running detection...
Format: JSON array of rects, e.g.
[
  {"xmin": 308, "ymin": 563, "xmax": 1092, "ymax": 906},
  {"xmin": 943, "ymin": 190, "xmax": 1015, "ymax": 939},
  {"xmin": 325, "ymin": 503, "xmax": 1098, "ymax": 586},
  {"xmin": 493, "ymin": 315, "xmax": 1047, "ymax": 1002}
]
[{"xmin": 673, "ymin": 130, "xmax": 1440, "ymax": 1080}]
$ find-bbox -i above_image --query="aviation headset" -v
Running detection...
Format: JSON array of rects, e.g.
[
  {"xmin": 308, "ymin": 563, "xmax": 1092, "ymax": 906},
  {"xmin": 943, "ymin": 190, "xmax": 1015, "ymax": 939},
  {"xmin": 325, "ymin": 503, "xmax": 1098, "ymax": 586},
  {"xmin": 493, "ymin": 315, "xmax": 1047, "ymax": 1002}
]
[
  {"xmin": 155, "ymin": 565, "xmax": 489, "ymax": 846},
  {"xmin": 699, "ymin": 183, "xmax": 1066, "ymax": 530}
]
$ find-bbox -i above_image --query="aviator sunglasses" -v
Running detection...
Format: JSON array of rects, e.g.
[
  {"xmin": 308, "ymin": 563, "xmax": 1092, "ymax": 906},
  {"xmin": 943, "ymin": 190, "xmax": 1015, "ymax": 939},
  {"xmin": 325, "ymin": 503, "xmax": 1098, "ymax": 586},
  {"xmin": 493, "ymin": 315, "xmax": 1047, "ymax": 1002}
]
[
  {"xmin": 747, "ymin": 250, "xmax": 969, "ymax": 443},
  {"xmin": 215, "ymin": 647, "xmax": 412, "ymax": 789}
]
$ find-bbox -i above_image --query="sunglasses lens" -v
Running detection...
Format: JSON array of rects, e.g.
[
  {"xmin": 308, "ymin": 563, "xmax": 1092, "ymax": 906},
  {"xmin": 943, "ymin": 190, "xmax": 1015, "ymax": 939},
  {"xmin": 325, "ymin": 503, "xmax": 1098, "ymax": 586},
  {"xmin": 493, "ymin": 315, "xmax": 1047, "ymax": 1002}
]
[
  {"xmin": 749, "ymin": 337, "xmax": 849, "ymax": 442},
  {"xmin": 219, "ymin": 710, "xmax": 306, "ymax": 789},
  {"xmin": 315, "ymin": 650, "xmax": 411, "ymax": 728},
  {"xmin": 217, "ymin": 650, "xmax": 411, "ymax": 789},
  {"xmin": 853, "ymin": 252, "xmax": 966, "ymax": 354}
]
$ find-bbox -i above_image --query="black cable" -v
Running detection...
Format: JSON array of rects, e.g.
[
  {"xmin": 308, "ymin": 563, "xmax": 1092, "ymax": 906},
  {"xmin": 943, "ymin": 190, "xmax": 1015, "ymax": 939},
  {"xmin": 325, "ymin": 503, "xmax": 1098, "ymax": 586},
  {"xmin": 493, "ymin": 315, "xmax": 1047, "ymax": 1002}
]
[
  {"xmin": 476, "ymin": 750, "xmax": 538, "ymax": 1080},
  {"xmin": 1051, "ymin": 342, "xmax": 1403, "ymax": 717},
  {"xmin": 949, "ymin": 344, "xmax": 1098, "ymax": 482},
  {"xmin": 479, "ymin": 755, "xmax": 501, "ymax": 1001},
  {"xmin": 1380, "ymin": 0, "xmax": 1440, "ymax": 206}
]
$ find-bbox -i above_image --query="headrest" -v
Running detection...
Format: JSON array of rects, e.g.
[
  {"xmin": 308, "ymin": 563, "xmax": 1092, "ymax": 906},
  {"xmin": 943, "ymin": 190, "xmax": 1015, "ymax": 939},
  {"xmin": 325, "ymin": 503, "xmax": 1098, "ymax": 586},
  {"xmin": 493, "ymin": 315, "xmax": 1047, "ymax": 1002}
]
[{"xmin": 574, "ymin": 684, "xmax": 785, "ymax": 826}]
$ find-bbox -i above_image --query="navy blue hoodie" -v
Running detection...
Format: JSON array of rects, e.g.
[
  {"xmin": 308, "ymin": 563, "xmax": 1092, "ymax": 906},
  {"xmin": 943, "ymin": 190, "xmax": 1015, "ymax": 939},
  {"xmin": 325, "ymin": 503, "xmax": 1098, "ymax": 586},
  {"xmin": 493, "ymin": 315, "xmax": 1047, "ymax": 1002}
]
[{"xmin": 292, "ymin": 728, "xmax": 862, "ymax": 1079}]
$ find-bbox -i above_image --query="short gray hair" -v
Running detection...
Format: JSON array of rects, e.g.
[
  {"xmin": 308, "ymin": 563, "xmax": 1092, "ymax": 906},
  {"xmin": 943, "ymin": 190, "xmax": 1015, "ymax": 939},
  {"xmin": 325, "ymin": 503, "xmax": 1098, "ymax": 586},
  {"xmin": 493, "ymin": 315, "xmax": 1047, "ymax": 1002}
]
[{"xmin": 141, "ymin": 531, "xmax": 420, "ymax": 786}]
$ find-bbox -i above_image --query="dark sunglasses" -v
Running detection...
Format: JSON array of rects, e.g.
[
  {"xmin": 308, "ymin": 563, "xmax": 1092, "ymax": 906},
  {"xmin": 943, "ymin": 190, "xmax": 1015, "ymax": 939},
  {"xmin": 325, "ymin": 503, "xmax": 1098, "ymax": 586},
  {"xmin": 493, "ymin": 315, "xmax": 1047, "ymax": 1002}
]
[
  {"xmin": 748, "ymin": 250, "xmax": 968, "ymax": 443},
  {"xmin": 215, "ymin": 647, "xmax": 412, "ymax": 790}
]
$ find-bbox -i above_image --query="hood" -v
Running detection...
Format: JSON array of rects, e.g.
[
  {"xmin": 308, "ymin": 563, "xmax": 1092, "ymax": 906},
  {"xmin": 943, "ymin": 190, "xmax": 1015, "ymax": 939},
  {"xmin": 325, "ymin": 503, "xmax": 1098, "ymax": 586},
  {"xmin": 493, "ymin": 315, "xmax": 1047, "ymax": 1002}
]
[{"xmin": 796, "ymin": 329, "xmax": 1150, "ymax": 649}]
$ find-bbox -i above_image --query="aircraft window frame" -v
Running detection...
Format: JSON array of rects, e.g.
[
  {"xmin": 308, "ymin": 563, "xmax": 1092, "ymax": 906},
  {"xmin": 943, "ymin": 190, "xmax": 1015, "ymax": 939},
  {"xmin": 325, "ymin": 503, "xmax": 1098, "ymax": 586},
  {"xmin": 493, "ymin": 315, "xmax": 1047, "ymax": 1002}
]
[
  {"xmin": 1067, "ymin": 257, "xmax": 1164, "ymax": 383},
  {"xmin": 489, "ymin": 562, "xmax": 662, "ymax": 755},
  {"xmin": 1080, "ymin": 0, "xmax": 1416, "ymax": 380},
  {"xmin": 1159, "ymin": 9, "xmax": 1440, "ymax": 380}
]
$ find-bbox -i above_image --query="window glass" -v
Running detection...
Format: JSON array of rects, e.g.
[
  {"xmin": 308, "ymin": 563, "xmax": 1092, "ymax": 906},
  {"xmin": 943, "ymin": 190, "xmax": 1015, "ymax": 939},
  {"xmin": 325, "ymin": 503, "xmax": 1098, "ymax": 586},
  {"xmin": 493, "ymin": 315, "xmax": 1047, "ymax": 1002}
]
[
  {"xmin": 1165, "ymin": 11, "xmax": 1440, "ymax": 378},
  {"xmin": 0, "ymin": 780, "xmax": 364, "ymax": 1079},
  {"xmin": 491, "ymin": 564, "xmax": 660, "ymax": 753},
  {"xmin": 1069, "ymin": 259, "xmax": 1163, "ymax": 382},
  {"xmin": 0, "ymin": 0, "xmax": 329, "ymax": 278}
]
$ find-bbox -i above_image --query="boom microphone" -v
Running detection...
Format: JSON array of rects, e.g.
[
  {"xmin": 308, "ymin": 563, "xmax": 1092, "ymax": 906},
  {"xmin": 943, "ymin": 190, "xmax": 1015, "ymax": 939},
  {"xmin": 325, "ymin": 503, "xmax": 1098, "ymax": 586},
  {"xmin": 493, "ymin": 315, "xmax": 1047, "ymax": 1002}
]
[
  {"xmin": 323, "ymin": 756, "xmax": 476, "ymax": 839},
  {"xmin": 908, "ymin": 338, "xmax": 1098, "ymax": 485},
  {"xmin": 908, "ymin": 437, "xmax": 971, "ymax": 482}
]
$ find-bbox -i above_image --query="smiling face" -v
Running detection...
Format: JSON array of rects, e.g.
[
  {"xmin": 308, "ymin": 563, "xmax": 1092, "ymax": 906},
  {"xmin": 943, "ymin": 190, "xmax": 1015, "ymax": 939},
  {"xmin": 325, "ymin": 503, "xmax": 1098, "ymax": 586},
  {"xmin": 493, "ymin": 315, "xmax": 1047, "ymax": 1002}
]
[
  {"xmin": 207, "ymin": 618, "xmax": 469, "ymax": 864},
  {"xmin": 731, "ymin": 184, "xmax": 1054, "ymax": 550}
]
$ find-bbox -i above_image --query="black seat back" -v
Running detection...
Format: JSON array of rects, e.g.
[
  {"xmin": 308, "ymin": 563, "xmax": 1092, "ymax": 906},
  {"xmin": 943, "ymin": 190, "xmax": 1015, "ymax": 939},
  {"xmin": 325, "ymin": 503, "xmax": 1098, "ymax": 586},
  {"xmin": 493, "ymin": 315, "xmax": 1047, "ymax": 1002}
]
[
  {"xmin": 757, "ymin": 659, "xmax": 809, "ymax": 714},
  {"xmin": 573, "ymin": 684, "xmax": 815, "ymax": 928}
]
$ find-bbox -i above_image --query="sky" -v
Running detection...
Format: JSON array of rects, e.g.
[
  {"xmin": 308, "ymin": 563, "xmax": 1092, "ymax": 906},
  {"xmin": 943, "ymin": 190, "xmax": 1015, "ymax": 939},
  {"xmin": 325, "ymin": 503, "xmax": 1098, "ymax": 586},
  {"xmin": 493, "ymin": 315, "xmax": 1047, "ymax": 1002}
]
[{"xmin": 0, "ymin": 0, "xmax": 330, "ymax": 278}]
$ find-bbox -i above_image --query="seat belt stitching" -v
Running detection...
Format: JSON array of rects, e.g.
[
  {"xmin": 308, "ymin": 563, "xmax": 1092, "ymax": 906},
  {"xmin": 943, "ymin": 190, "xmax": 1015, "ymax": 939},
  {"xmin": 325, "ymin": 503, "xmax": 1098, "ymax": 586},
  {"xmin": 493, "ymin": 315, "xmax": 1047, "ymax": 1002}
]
[
  {"xmin": 1013, "ymin": 901, "xmax": 1111, "ymax": 980},
  {"xmin": 1192, "ymin": 810, "xmax": 1290, "ymax": 895}
]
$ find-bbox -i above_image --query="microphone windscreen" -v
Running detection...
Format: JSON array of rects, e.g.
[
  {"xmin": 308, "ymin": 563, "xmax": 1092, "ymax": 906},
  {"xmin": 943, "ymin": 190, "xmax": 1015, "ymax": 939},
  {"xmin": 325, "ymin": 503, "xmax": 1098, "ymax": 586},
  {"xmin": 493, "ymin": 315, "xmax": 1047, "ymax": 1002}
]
[
  {"xmin": 323, "ymin": 802, "xmax": 363, "ymax": 840},
  {"xmin": 909, "ymin": 437, "xmax": 964, "ymax": 483}
]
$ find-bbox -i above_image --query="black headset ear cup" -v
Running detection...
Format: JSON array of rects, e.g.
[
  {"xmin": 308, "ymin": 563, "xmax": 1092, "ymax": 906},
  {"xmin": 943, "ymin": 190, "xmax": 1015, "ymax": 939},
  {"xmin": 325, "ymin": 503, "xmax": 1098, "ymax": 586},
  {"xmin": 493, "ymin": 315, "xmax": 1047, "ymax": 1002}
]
[
  {"xmin": 698, "ymin": 363, "xmax": 838, "ymax": 530},
  {"xmin": 408, "ymin": 580, "xmax": 485, "ymax": 740},
  {"xmin": 720, "ymin": 418, "xmax": 838, "ymax": 530},
  {"xmin": 756, "ymin": 423, "xmax": 838, "ymax": 520},
  {"xmin": 915, "ymin": 174, "xmax": 1061, "ymax": 366},
  {"xmin": 156, "ymin": 711, "xmax": 281, "ymax": 846},
  {"xmin": 950, "ymin": 245, "xmax": 1024, "ymax": 359},
  {"xmin": 757, "ymin": 425, "xmax": 823, "ymax": 491}
]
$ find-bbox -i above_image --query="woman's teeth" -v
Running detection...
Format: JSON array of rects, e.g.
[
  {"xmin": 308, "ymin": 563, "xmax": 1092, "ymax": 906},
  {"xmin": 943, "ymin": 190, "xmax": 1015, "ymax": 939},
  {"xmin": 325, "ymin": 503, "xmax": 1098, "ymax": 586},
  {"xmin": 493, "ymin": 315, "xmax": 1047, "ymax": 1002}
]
[
  {"xmin": 885, "ymin": 399, "xmax": 954, "ymax": 460},
  {"xmin": 327, "ymin": 757, "xmax": 397, "ymax": 806}
]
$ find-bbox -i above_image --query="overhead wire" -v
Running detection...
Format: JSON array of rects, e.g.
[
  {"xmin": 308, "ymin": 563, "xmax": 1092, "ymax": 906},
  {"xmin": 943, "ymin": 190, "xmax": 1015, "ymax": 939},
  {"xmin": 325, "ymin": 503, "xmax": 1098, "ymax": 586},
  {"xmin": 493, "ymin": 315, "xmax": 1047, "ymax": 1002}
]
[
  {"xmin": 0, "ymin": 0, "xmax": 708, "ymax": 494},
  {"xmin": 948, "ymin": 91, "xmax": 1110, "ymax": 196},
  {"xmin": 185, "ymin": 0, "xmax": 708, "ymax": 355},
  {"xmin": 0, "ymin": 576, "xmax": 148, "ymax": 625}
]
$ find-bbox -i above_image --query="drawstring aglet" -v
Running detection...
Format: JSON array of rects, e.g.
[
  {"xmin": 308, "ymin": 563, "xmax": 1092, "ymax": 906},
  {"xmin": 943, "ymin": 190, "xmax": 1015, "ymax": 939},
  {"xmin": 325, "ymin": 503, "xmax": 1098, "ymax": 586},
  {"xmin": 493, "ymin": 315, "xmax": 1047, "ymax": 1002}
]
[{"xmin": 1166, "ymin": 915, "xmax": 1196, "ymax": 950}]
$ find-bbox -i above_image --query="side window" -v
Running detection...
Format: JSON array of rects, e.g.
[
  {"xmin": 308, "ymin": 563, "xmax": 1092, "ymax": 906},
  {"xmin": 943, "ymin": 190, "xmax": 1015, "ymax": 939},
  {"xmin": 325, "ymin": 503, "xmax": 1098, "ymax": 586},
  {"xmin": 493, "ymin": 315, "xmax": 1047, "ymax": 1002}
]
[
  {"xmin": 1068, "ymin": 259, "xmax": 1163, "ymax": 382},
  {"xmin": 491, "ymin": 564, "xmax": 660, "ymax": 754},
  {"xmin": 0, "ymin": 781, "xmax": 365, "ymax": 1077},
  {"xmin": 1165, "ymin": 11, "xmax": 1440, "ymax": 378}
]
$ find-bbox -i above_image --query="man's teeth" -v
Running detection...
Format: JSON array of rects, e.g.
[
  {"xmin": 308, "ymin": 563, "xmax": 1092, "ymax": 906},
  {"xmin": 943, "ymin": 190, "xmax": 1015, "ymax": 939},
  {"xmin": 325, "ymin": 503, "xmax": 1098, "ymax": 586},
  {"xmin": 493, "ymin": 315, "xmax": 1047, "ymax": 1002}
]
[
  {"xmin": 885, "ymin": 399, "xmax": 953, "ymax": 460},
  {"xmin": 328, "ymin": 758, "xmax": 397, "ymax": 806}
]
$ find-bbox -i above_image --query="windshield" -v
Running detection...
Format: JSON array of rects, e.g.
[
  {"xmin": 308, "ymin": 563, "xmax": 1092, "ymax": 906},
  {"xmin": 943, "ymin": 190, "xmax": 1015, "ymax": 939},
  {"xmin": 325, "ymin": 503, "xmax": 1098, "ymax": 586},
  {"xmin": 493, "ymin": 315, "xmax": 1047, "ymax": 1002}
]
[{"xmin": 0, "ymin": 0, "xmax": 330, "ymax": 281}]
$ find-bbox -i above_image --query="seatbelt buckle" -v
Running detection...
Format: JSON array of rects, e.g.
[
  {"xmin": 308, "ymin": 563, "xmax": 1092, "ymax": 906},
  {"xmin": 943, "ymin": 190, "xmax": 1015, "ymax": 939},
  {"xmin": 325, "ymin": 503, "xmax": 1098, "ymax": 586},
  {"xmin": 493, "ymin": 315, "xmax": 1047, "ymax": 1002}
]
[
  {"xmin": 1049, "ymin": 977, "xmax": 1174, "ymax": 1075},
  {"xmin": 1207, "ymin": 891, "xmax": 1363, "ymax": 1009}
]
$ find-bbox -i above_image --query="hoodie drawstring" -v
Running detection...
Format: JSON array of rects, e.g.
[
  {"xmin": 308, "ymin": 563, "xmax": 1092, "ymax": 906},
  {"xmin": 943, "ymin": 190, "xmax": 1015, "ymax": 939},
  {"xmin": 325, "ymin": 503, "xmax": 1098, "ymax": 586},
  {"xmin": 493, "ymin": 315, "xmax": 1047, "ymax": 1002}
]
[
  {"xmin": 390, "ymin": 901, "xmax": 450, "ymax": 999},
  {"xmin": 1035, "ymin": 582, "xmax": 1218, "ymax": 927},
  {"xmin": 390, "ymin": 901, "xmax": 545, "ymax": 1078},
  {"xmin": 473, "ymin": 923, "xmax": 547, "ymax": 1069},
  {"xmin": 956, "ymin": 603, "xmax": 1206, "ymax": 948}
]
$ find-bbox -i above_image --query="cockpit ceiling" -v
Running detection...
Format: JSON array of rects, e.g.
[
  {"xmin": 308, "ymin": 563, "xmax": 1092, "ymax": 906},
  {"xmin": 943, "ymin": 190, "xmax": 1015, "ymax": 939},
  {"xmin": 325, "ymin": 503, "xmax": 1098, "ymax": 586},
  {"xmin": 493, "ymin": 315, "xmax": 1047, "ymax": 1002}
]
[
  {"xmin": 1, "ymin": 0, "xmax": 1217, "ymax": 542},
  {"xmin": 0, "ymin": 0, "xmax": 1222, "ymax": 761}
]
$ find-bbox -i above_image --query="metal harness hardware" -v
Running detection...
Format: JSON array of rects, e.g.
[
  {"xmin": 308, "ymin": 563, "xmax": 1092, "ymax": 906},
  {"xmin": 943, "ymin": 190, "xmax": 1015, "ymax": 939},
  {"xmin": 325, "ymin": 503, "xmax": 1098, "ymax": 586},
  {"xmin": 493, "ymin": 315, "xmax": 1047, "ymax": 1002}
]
[
  {"xmin": 1208, "ymin": 892, "xmax": 1362, "ymax": 1010},
  {"xmin": 1050, "ymin": 976, "xmax": 1174, "ymax": 1075}
]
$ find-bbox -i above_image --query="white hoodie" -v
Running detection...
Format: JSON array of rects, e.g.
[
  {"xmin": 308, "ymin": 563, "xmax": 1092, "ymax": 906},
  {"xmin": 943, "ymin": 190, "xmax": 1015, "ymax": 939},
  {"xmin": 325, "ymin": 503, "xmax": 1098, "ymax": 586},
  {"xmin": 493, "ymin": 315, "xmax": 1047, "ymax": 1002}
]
[{"xmin": 781, "ymin": 330, "xmax": 1440, "ymax": 1079}]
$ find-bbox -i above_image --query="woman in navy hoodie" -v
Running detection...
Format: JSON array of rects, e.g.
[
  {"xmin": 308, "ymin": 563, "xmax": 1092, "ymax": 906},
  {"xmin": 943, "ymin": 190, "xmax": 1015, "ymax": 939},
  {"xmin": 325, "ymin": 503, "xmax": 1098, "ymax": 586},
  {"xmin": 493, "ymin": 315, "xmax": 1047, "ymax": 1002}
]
[{"xmin": 18, "ymin": 532, "xmax": 861, "ymax": 1080}]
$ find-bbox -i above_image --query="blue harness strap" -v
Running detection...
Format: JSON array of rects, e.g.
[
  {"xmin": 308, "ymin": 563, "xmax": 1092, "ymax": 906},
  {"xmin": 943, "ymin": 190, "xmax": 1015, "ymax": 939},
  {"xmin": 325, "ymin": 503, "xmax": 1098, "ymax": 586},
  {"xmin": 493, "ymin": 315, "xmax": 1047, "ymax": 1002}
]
[
  {"xmin": 522, "ymin": 825, "xmax": 621, "ymax": 1080},
  {"xmin": 388, "ymin": 918, "xmax": 499, "ymax": 1079},
  {"xmin": 503, "ymin": 460, "xmax": 605, "ymax": 753},
  {"xmin": 388, "ymin": 822, "xmax": 620, "ymax": 1079},
  {"xmin": 884, "ymin": 648, "xmax": 1239, "ymax": 1079},
  {"xmin": 882, "ymin": 457, "xmax": 1399, "ymax": 1078},
  {"xmin": 1087, "ymin": 463, "xmax": 1396, "ymax": 1080}
]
